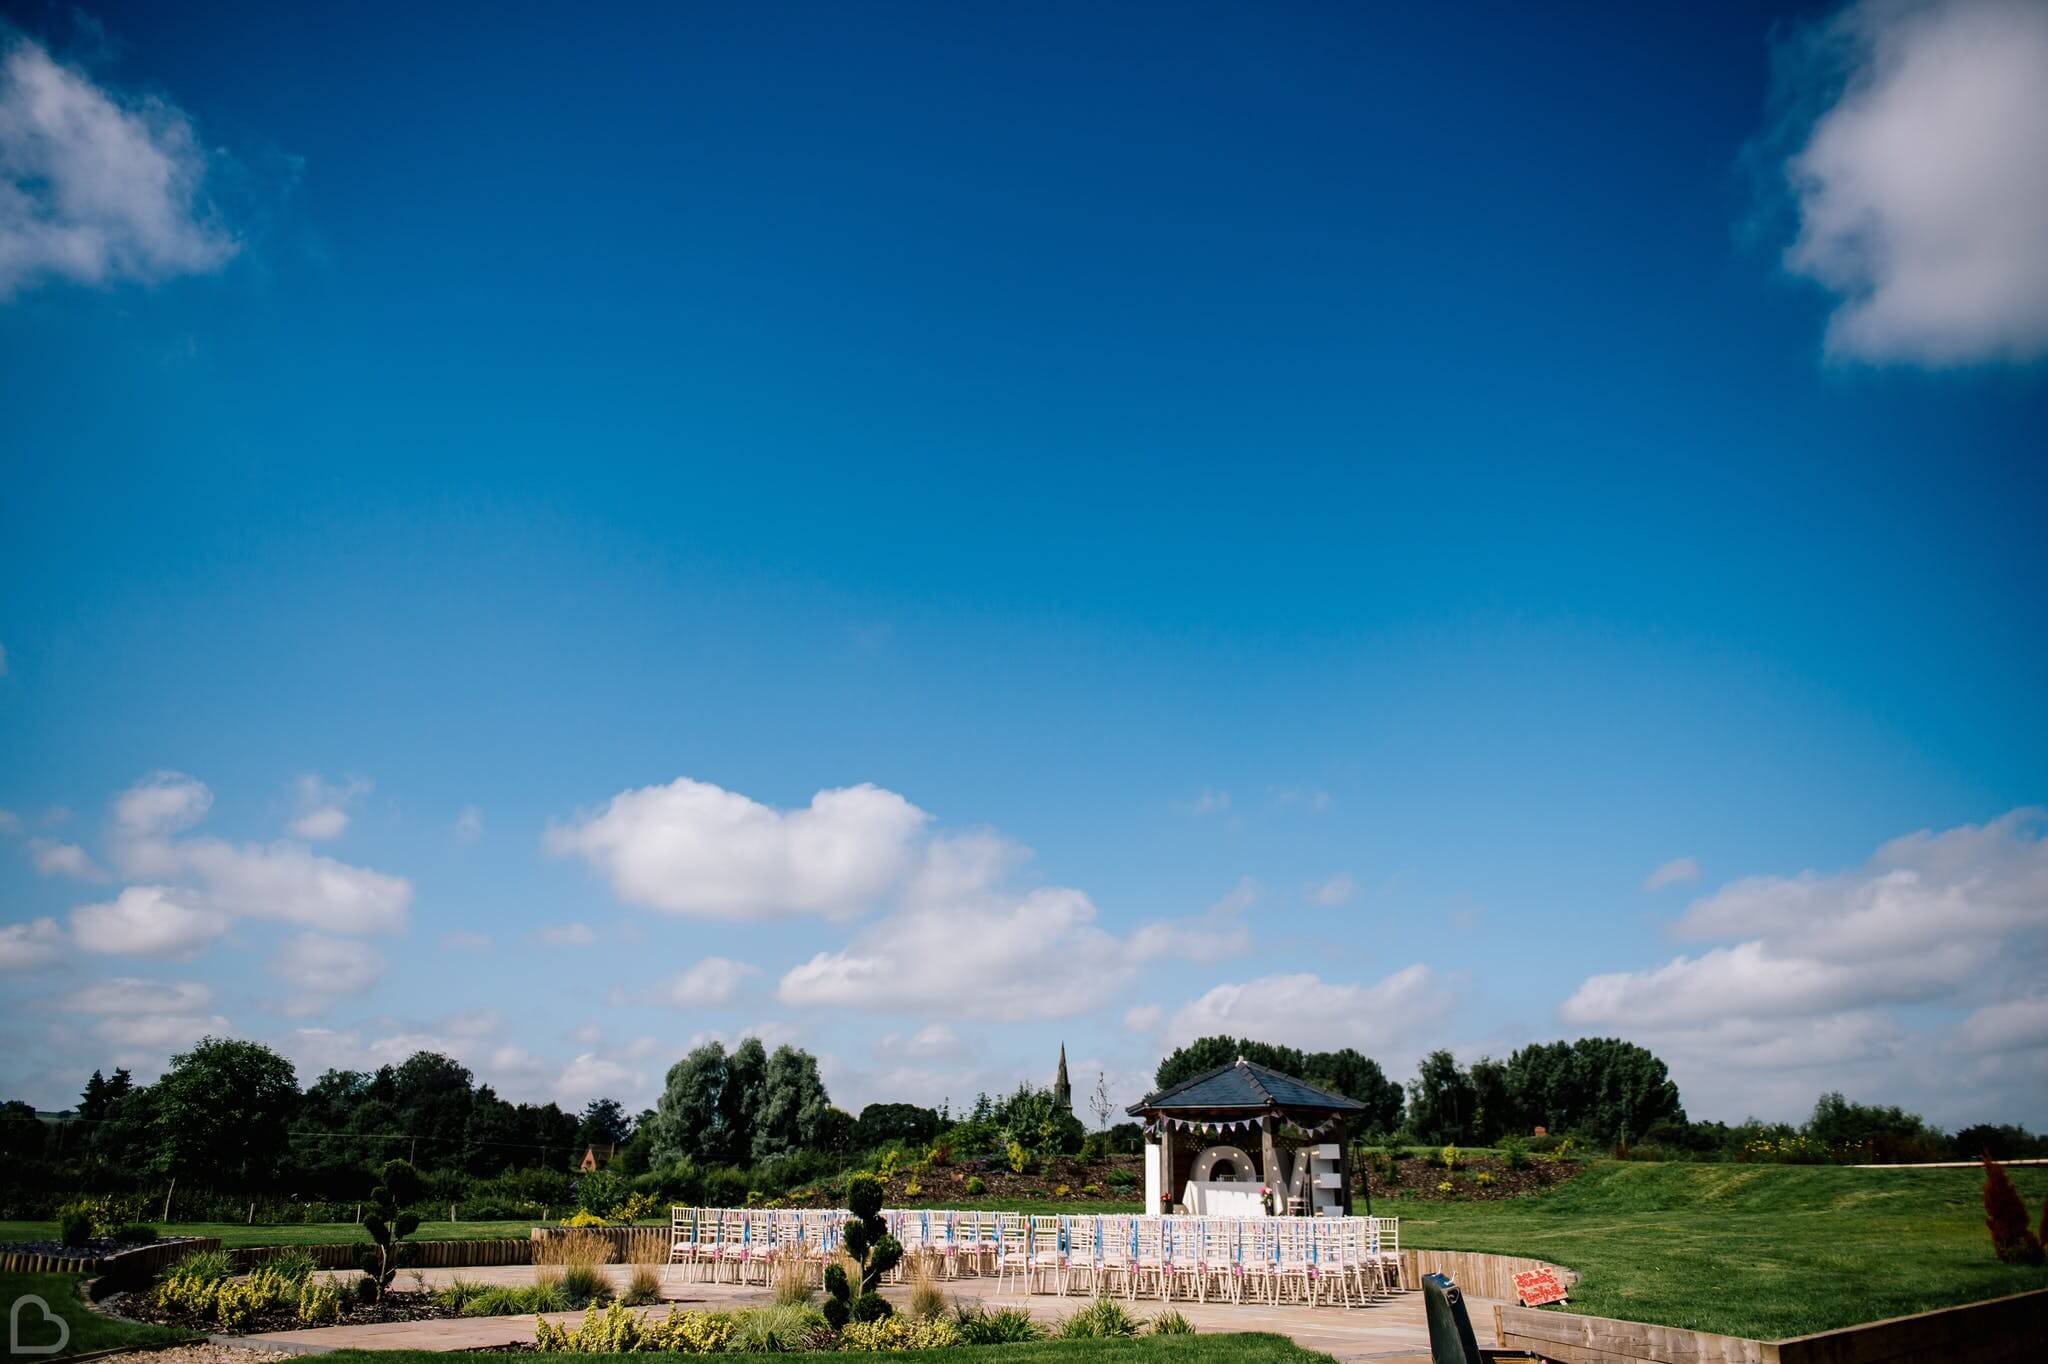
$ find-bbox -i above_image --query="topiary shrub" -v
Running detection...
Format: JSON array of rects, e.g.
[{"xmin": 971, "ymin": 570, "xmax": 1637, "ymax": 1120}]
[
  {"xmin": 964, "ymin": 1175, "xmax": 986, "ymax": 1195},
  {"xmin": 357, "ymin": 1157, "xmax": 425, "ymax": 1300},
  {"xmin": 822, "ymin": 1173, "xmax": 901, "ymax": 1329},
  {"xmin": 59, "ymin": 1211, "xmax": 94, "ymax": 1247},
  {"xmin": 1983, "ymin": 1153, "xmax": 2045, "ymax": 1264}
]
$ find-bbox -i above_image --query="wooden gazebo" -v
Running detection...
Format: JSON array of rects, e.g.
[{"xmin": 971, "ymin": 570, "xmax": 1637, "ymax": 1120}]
[{"xmin": 1126, "ymin": 1057, "xmax": 1363, "ymax": 1216}]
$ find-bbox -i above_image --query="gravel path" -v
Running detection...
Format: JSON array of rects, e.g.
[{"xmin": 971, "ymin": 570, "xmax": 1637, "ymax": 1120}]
[{"xmin": 95, "ymin": 1345, "xmax": 295, "ymax": 1364}]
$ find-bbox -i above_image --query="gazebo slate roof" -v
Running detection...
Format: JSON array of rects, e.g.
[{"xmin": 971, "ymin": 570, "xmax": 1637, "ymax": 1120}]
[{"xmin": 1125, "ymin": 1058, "xmax": 1366, "ymax": 1116}]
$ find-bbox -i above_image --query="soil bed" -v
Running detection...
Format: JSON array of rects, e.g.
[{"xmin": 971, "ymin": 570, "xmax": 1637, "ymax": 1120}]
[{"xmin": 116, "ymin": 1288, "xmax": 463, "ymax": 1333}]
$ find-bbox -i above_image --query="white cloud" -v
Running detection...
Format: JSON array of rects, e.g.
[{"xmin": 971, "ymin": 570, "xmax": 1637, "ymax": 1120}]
[
  {"xmin": 267, "ymin": 932, "xmax": 384, "ymax": 1014},
  {"xmin": 0, "ymin": 916, "xmax": 64, "ymax": 970},
  {"xmin": 1642, "ymin": 856, "xmax": 1701, "ymax": 891},
  {"xmin": 539, "ymin": 922, "xmax": 597, "ymax": 946},
  {"xmin": 28, "ymin": 838, "xmax": 104, "ymax": 881},
  {"xmin": 555, "ymin": 1053, "xmax": 643, "ymax": 1108},
  {"xmin": 71, "ymin": 884, "xmax": 230, "ymax": 957},
  {"xmin": 114, "ymin": 771, "xmax": 212, "ymax": 839},
  {"xmin": 1309, "ymin": 873, "xmax": 1358, "ymax": 906},
  {"xmin": 1778, "ymin": 0, "xmax": 2048, "ymax": 364},
  {"xmin": 1123, "ymin": 1004, "xmax": 1163, "ymax": 1034},
  {"xmin": 662, "ymin": 956, "xmax": 758, "ymax": 1007},
  {"xmin": 547, "ymin": 777, "xmax": 928, "ymax": 920},
  {"xmin": 1166, "ymin": 966, "xmax": 1452, "ymax": 1056},
  {"xmin": 1562, "ymin": 808, "xmax": 2048, "ymax": 1124},
  {"xmin": 1126, "ymin": 879, "xmax": 1256, "ymax": 963},
  {"xmin": 289, "ymin": 774, "xmax": 370, "ymax": 841},
  {"xmin": 0, "ymin": 38, "xmax": 237, "ymax": 299},
  {"xmin": 111, "ymin": 773, "xmax": 411, "ymax": 934},
  {"xmin": 442, "ymin": 931, "xmax": 491, "ymax": 951},
  {"xmin": 454, "ymin": 805, "xmax": 484, "ymax": 842},
  {"xmin": 66, "ymin": 977, "xmax": 213, "ymax": 1015}
]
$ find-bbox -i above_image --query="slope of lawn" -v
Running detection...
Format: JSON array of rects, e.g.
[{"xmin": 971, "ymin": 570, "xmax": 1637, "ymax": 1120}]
[
  {"xmin": 1373, "ymin": 1159, "xmax": 2048, "ymax": 1339},
  {"xmin": 0, "ymin": 1271, "xmax": 193, "ymax": 1358},
  {"xmin": 320, "ymin": 1336, "xmax": 1334, "ymax": 1364}
]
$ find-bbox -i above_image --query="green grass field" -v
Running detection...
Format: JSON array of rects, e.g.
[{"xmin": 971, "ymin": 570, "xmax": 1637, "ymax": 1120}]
[
  {"xmin": 0, "ymin": 1271, "xmax": 193, "ymax": 1358},
  {"xmin": 320, "ymin": 1336, "xmax": 1329, "ymax": 1364},
  {"xmin": 1374, "ymin": 1159, "xmax": 2048, "ymax": 1339},
  {"xmin": 0, "ymin": 1217, "xmax": 545, "ymax": 1247}
]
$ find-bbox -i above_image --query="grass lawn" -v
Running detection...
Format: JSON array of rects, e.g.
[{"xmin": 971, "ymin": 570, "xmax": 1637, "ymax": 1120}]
[
  {"xmin": 0, "ymin": 1271, "xmax": 194, "ymax": 1358},
  {"xmin": 0, "ymin": 1218, "xmax": 550, "ymax": 1247},
  {"xmin": 1373, "ymin": 1159, "xmax": 2048, "ymax": 1339},
  {"xmin": 320, "ymin": 1335, "xmax": 1332, "ymax": 1364}
]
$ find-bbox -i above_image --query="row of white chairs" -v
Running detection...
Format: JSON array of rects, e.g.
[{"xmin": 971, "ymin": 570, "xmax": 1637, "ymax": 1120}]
[{"xmin": 668, "ymin": 1207, "xmax": 1403, "ymax": 1308}]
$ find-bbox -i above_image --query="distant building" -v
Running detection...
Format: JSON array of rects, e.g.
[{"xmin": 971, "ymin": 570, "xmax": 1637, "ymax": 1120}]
[
  {"xmin": 1053, "ymin": 1042, "xmax": 1072, "ymax": 1111},
  {"xmin": 579, "ymin": 1146, "xmax": 599, "ymax": 1171}
]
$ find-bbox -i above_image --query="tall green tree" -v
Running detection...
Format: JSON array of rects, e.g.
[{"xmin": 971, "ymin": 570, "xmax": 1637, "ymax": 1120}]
[
  {"xmin": 1406, "ymin": 1050, "xmax": 1478, "ymax": 1144},
  {"xmin": 577, "ymin": 1097, "xmax": 633, "ymax": 1152},
  {"xmin": 151, "ymin": 1037, "xmax": 299, "ymax": 1186},
  {"xmin": 752, "ymin": 1046, "xmax": 832, "ymax": 1161}
]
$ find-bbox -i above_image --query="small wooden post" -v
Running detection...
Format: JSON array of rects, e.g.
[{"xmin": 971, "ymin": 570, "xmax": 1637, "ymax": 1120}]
[
  {"xmin": 1159, "ymin": 1121, "xmax": 1176, "ymax": 1213},
  {"xmin": 247, "ymin": 1201, "xmax": 255, "ymax": 1225},
  {"xmin": 1333, "ymin": 1116, "xmax": 1350, "ymax": 1214},
  {"xmin": 162, "ymin": 1178, "xmax": 175, "ymax": 1224}
]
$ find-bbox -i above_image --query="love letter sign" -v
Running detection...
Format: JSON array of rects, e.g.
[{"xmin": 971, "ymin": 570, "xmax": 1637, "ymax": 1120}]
[{"xmin": 1513, "ymin": 1268, "xmax": 1569, "ymax": 1307}]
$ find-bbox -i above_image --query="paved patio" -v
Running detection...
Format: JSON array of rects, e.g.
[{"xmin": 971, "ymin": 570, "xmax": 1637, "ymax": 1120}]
[{"xmin": 234, "ymin": 1263, "xmax": 1497, "ymax": 1362}]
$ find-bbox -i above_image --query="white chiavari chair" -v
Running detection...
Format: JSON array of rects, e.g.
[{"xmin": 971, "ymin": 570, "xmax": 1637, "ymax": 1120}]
[
  {"xmin": 1063, "ymin": 1216, "xmax": 1098, "ymax": 1297},
  {"xmin": 1028, "ymin": 1215, "xmax": 1063, "ymax": 1294},
  {"xmin": 994, "ymin": 1214, "xmax": 1031, "ymax": 1293},
  {"xmin": 1197, "ymin": 1217, "xmax": 1235, "ymax": 1304}
]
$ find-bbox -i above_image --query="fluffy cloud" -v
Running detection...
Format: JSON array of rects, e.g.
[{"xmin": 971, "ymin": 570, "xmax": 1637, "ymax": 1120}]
[
  {"xmin": 1126, "ymin": 879, "xmax": 1255, "ymax": 963},
  {"xmin": 28, "ymin": 838, "xmax": 104, "ymax": 880},
  {"xmin": 267, "ymin": 932, "xmax": 384, "ymax": 1014},
  {"xmin": 71, "ymin": 885, "xmax": 230, "ymax": 957},
  {"xmin": 782, "ymin": 887, "xmax": 1131, "ymax": 1021},
  {"xmin": 662, "ymin": 956, "xmax": 758, "ymax": 1007},
  {"xmin": 1642, "ymin": 856, "xmax": 1700, "ymax": 891},
  {"xmin": 289, "ymin": 775, "xmax": 370, "ymax": 841},
  {"xmin": 1778, "ymin": 0, "xmax": 2048, "ymax": 364},
  {"xmin": 0, "ymin": 916, "xmax": 64, "ymax": 970},
  {"xmin": 63, "ymin": 978, "xmax": 226, "ymax": 1057},
  {"xmin": 112, "ymin": 773, "xmax": 411, "ymax": 934},
  {"xmin": 548, "ymin": 778, "xmax": 928, "ymax": 919},
  {"xmin": 1562, "ymin": 808, "xmax": 2048, "ymax": 1123},
  {"xmin": 0, "ymin": 38, "xmax": 237, "ymax": 299},
  {"xmin": 1166, "ymin": 966, "xmax": 1452, "ymax": 1055}
]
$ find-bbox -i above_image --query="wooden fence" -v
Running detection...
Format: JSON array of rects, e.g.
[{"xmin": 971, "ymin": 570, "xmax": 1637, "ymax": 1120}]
[
  {"xmin": 232, "ymin": 1238, "xmax": 534, "ymax": 1271},
  {"xmin": 1492, "ymin": 1287, "xmax": 2048, "ymax": 1364},
  {"xmin": 1400, "ymin": 1248, "xmax": 1578, "ymax": 1299},
  {"xmin": 530, "ymin": 1225, "xmax": 670, "ymax": 1263}
]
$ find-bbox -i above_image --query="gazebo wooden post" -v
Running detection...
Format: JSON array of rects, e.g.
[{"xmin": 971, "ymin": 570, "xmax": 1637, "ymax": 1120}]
[
  {"xmin": 1333, "ymin": 1115, "xmax": 1350, "ymax": 1214},
  {"xmin": 1260, "ymin": 1110, "xmax": 1280, "ymax": 1210},
  {"xmin": 1159, "ymin": 1120, "xmax": 1175, "ymax": 1214}
]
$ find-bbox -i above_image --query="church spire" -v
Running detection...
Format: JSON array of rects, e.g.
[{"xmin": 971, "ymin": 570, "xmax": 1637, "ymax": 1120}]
[{"xmin": 1054, "ymin": 1041, "xmax": 1072, "ymax": 1110}]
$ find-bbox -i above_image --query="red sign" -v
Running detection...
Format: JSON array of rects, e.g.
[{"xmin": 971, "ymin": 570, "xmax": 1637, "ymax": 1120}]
[{"xmin": 1513, "ymin": 1268, "xmax": 1569, "ymax": 1307}]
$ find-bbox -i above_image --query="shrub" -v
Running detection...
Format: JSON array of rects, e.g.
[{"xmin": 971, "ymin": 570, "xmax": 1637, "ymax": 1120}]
[
  {"xmin": 1080, "ymin": 1132, "xmax": 1108, "ymax": 1161},
  {"xmin": 559, "ymin": 1210, "xmax": 607, "ymax": 1228},
  {"xmin": 1150, "ymin": 1309, "xmax": 1196, "ymax": 1335},
  {"xmin": 1548, "ymin": 1136, "xmax": 1578, "ymax": 1165},
  {"xmin": 1497, "ymin": 1135, "xmax": 1532, "ymax": 1170},
  {"xmin": 954, "ymin": 1304, "xmax": 1042, "ymax": 1343},
  {"xmin": 1106, "ymin": 1168, "xmax": 1137, "ymax": 1188},
  {"xmin": 1061, "ymin": 1296, "xmax": 1143, "ymax": 1338},
  {"xmin": 927, "ymin": 1136, "xmax": 953, "ymax": 1167},
  {"xmin": 357, "ymin": 1158, "xmax": 425, "ymax": 1301},
  {"xmin": 903, "ymin": 1176, "xmax": 923, "ymax": 1197},
  {"xmin": 574, "ymin": 1170, "xmax": 625, "ymax": 1221},
  {"xmin": 161, "ymin": 1248, "xmax": 233, "ymax": 1286},
  {"xmin": 1983, "ymin": 1154, "xmax": 2046, "ymax": 1264},
  {"xmin": 59, "ymin": 1211, "xmax": 94, "ymax": 1247},
  {"xmin": 964, "ymin": 1175, "xmax": 986, "ymax": 1195},
  {"xmin": 822, "ymin": 1173, "xmax": 900, "ymax": 1329},
  {"xmin": 841, "ymin": 1316, "xmax": 961, "ymax": 1351},
  {"xmin": 622, "ymin": 1264, "xmax": 662, "ymax": 1306},
  {"xmin": 1436, "ymin": 1180, "xmax": 1455, "ymax": 1195},
  {"xmin": 1431, "ymin": 1144, "xmax": 1462, "ymax": 1171},
  {"xmin": 1007, "ymin": 1141, "xmax": 1029, "ymax": 1174},
  {"xmin": 434, "ymin": 1277, "xmax": 490, "ymax": 1313},
  {"xmin": 1475, "ymin": 1171, "xmax": 1495, "ymax": 1188},
  {"xmin": 296, "ymin": 1277, "xmax": 343, "ymax": 1325},
  {"xmin": 111, "ymin": 1223, "xmax": 158, "ymax": 1245},
  {"xmin": 1081, "ymin": 1183, "xmax": 1103, "ymax": 1196}
]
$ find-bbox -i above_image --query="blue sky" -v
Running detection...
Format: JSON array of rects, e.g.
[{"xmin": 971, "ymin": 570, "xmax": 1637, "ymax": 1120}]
[{"xmin": 2, "ymin": 0, "xmax": 2045, "ymax": 1129}]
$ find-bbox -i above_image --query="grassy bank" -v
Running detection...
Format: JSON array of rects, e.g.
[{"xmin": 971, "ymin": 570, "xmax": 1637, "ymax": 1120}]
[
  {"xmin": 320, "ymin": 1336, "xmax": 1333, "ymax": 1364},
  {"xmin": 0, "ymin": 1271, "xmax": 193, "ymax": 1358},
  {"xmin": 1374, "ymin": 1159, "xmax": 2048, "ymax": 1339}
]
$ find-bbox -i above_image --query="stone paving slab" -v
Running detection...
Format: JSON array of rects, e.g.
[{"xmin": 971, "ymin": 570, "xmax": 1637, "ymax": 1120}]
[{"xmin": 239, "ymin": 1264, "xmax": 1482, "ymax": 1361}]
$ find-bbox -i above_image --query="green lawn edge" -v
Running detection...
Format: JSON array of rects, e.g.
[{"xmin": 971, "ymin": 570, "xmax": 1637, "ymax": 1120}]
[
  {"xmin": 319, "ymin": 1334, "xmax": 1336, "ymax": 1364},
  {"xmin": 0, "ymin": 1271, "xmax": 195, "ymax": 1359}
]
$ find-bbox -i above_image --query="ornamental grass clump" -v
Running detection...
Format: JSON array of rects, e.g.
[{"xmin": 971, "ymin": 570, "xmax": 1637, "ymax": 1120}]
[
  {"xmin": 769, "ymin": 1247, "xmax": 814, "ymax": 1305},
  {"xmin": 1059, "ymin": 1296, "xmax": 1143, "ymax": 1338},
  {"xmin": 1149, "ymin": 1309, "xmax": 1195, "ymax": 1335},
  {"xmin": 822, "ymin": 1173, "xmax": 900, "ymax": 1329},
  {"xmin": 953, "ymin": 1304, "xmax": 1042, "ymax": 1344},
  {"xmin": 726, "ymin": 1303, "xmax": 830, "ymax": 1352},
  {"xmin": 906, "ymin": 1250, "xmax": 947, "ymax": 1320},
  {"xmin": 622, "ymin": 1263, "xmax": 662, "ymax": 1306}
]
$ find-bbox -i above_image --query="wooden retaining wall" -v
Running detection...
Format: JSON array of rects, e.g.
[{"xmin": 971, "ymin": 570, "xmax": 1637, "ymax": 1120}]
[
  {"xmin": 1493, "ymin": 1288, "xmax": 2048, "ymax": 1364},
  {"xmin": 232, "ymin": 1238, "xmax": 534, "ymax": 1272},
  {"xmin": 0, "ymin": 1237, "xmax": 219, "ymax": 1278},
  {"xmin": 530, "ymin": 1225, "xmax": 670, "ymax": 1263},
  {"xmin": 1399, "ymin": 1248, "xmax": 1578, "ymax": 1299}
]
